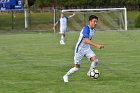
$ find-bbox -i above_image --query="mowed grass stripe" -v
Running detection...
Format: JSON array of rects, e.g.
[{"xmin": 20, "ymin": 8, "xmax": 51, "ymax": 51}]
[{"xmin": 0, "ymin": 31, "xmax": 139, "ymax": 93}]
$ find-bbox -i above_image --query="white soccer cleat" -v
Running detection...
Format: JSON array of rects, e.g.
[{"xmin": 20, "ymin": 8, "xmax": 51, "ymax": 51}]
[
  {"xmin": 87, "ymin": 70, "xmax": 90, "ymax": 76},
  {"xmin": 63, "ymin": 75, "xmax": 69, "ymax": 82},
  {"xmin": 60, "ymin": 40, "xmax": 65, "ymax": 45},
  {"xmin": 87, "ymin": 69, "xmax": 95, "ymax": 76},
  {"xmin": 61, "ymin": 42, "xmax": 65, "ymax": 45},
  {"xmin": 60, "ymin": 40, "xmax": 62, "ymax": 44}
]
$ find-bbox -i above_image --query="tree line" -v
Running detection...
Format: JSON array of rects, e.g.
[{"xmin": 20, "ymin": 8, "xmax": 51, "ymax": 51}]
[{"xmin": 28, "ymin": 0, "xmax": 140, "ymax": 10}]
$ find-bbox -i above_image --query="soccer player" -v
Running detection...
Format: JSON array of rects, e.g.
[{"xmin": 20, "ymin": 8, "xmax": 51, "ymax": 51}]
[
  {"xmin": 54, "ymin": 12, "xmax": 75, "ymax": 45},
  {"xmin": 63, "ymin": 15, "xmax": 104, "ymax": 82}
]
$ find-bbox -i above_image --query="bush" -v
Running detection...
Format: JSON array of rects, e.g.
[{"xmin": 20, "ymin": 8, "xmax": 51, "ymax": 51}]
[{"xmin": 135, "ymin": 14, "xmax": 140, "ymax": 28}]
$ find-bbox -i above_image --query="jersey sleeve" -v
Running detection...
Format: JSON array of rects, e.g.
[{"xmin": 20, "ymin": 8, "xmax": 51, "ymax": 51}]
[
  {"xmin": 82, "ymin": 26, "xmax": 90, "ymax": 38},
  {"xmin": 65, "ymin": 16, "xmax": 68, "ymax": 20},
  {"xmin": 58, "ymin": 18, "xmax": 60, "ymax": 23}
]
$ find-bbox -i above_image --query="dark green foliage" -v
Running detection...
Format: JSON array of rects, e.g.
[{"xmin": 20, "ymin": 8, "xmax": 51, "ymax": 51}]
[
  {"xmin": 135, "ymin": 14, "xmax": 140, "ymax": 28},
  {"xmin": 33, "ymin": 0, "xmax": 140, "ymax": 9}
]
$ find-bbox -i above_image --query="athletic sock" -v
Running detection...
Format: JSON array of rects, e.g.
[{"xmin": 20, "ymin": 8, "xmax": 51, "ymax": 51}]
[
  {"xmin": 65, "ymin": 67, "xmax": 79, "ymax": 76},
  {"xmin": 89, "ymin": 59, "xmax": 99, "ymax": 70},
  {"xmin": 61, "ymin": 35, "xmax": 64, "ymax": 41}
]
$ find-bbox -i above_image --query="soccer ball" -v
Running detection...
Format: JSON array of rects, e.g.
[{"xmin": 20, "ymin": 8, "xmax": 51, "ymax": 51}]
[{"xmin": 90, "ymin": 69, "xmax": 100, "ymax": 79}]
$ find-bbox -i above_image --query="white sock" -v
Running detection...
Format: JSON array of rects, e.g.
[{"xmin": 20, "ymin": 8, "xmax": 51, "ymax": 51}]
[
  {"xmin": 65, "ymin": 67, "xmax": 79, "ymax": 76},
  {"xmin": 61, "ymin": 35, "xmax": 64, "ymax": 41},
  {"xmin": 89, "ymin": 59, "xmax": 98, "ymax": 70}
]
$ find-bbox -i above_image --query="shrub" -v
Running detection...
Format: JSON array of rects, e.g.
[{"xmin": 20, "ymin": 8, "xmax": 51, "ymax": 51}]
[{"xmin": 135, "ymin": 14, "xmax": 140, "ymax": 28}]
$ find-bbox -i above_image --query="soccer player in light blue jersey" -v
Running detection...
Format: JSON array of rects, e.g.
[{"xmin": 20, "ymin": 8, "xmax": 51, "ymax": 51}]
[
  {"xmin": 63, "ymin": 15, "xmax": 104, "ymax": 82},
  {"xmin": 54, "ymin": 12, "xmax": 75, "ymax": 45}
]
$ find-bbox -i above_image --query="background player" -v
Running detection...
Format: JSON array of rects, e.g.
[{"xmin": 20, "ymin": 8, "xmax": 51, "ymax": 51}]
[
  {"xmin": 63, "ymin": 15, "xmax": 104, "ymax": 82},
  {"xmin": 54, "ymin": 12, "xmax": 75, "ymax": 45}
]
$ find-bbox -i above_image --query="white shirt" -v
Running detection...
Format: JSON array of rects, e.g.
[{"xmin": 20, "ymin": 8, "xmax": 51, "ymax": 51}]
[
  {"xmin": 75, "ymin": 25, "xmax": 96, "ymax": 53},
  {"xmin": 58, "ymin": 17, "xmax": 68, "ymax": 29}
]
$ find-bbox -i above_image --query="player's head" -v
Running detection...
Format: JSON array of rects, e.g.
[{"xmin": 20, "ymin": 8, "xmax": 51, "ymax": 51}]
[
  {"xmin": 61, "ymin": 12, "xmax": 64, "ymax": 18},
  {"xmin": 89, "ymin": 15, "xmax": 98, "ymax": 29}
]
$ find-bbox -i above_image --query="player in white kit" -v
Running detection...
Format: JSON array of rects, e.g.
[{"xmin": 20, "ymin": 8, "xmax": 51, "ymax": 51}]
[
  {"xmin": 63, "ymin": 15, "xmax": 104, "ymax": 82},
  {"xmin": 54, "ymin": 12, "xmax": 75, "ymax": 45}
]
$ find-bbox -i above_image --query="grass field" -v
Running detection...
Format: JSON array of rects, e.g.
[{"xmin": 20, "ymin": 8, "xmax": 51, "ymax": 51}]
[{"xmin": 0, "ymin": 30, "xmax": 140, "ymax": 93}]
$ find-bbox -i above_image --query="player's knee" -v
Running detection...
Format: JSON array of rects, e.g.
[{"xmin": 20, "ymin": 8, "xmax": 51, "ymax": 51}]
[
  {"xmin": 94, "ymin": 59, "xmax": 99, "ymax": 62},
  {"xmin": 75, "ymin": 64, "xmax": 80, "ymax": 70},
  {"xmin": 75, "ymin": 67, "xmax": 80, "ymax": 71},
  {"xmin": 90, "ymin": 56, "xmax": 98, "ymax": 62}
]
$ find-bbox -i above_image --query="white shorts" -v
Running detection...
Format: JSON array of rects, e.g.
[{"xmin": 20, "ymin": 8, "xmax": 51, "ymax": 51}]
[
  {"xmin": 74, "ymin": 48, "xmax": 96, "ymax": 65},
  {"xmin": 60, "ymin": 27, "xmax": 66, "ymax": 34}
]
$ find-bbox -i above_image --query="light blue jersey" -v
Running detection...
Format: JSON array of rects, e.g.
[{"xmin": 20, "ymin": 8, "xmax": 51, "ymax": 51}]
[{"xmin": 75, "ymin": 25, "xmax": 96, "ymax": 53}]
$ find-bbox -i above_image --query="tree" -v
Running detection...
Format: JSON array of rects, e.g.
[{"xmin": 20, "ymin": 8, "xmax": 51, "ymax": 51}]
[
  {"xmin": 33, "ymin": 0, "xmax": 139, "ymax": 10},
  {"xmin": 28, "ymin": 0, "xmax": 36, "ymax": 7}
]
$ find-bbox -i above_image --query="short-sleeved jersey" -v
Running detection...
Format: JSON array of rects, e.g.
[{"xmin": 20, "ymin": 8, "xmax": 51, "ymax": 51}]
[
  {"xmin": 58, "ymin": 16, "xmax": 68, "ymax": 28},
  {"xmin": 75, "ymin": 25, "xmax": 96, "ymax": 53}
]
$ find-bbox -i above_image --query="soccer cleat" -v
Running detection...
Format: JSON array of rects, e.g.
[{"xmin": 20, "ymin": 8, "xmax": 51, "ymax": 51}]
[
  {"xmin": 87, "ymin": 70, "xmax": 90, "ymax": 76},
  {"xmin": 63, "ymin": 75, "xmax": 69, "ymax": 82},
  {"xmin": 60, "ymin": 40, "xmax": 65, "ymax": 45},
  {"xmin": 61, "ymin": 42, "xmax": 65, "ymax": 45},
  {"xmin": 59, "ymin": 40, "xmax": 61, "ymax": 44},
  {"xmin": 87, "ymin": 68, "xmax": 95, "ymax": 76}
]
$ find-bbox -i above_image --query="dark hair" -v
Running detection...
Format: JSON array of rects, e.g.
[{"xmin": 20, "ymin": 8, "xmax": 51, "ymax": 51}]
[{"xmin": 89, "ymin": 15, "xmax": 98, "ymax": 21}]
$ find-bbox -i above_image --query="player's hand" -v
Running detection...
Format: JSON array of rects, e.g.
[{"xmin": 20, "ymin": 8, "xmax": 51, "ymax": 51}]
[
  {"xmin": 96, "ymin": 44, "xmax": 104, "ymax": 49},
  {"xmin": 53, "ymin": 26, "xmax": 55, "ymax": 30},
  {"xmin": 53, "ymin": 23, "xmax": 56, "ymax": 29},
  {"xmin": 54, "ymin": 23, "xmax": 56, "ymax": 27}
]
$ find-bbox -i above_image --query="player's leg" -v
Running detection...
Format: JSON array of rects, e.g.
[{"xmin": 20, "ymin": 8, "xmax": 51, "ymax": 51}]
[
  {"xmin": 59, "ymin": 28, "xmax": 66, "ymax": 44},
  {"xmin": 90, "ymin": 56, "xmax": 98, "ymax": 69},
  {"xmin": 62, "ymin": 33, "xmax": 65, "ymax": 44},
  {"xmin": 63, "ymin": 53, "xmax": 83, "ymax": 82},
  {"xmin": 63, "ymin": 64, "xmax": 80, "ymax": 82},
  {"xmin": 60, "ymin": 33, "xmax": 65, "ymax": 44},
  {"xmin": 86, "ymin": 49, "xmax": 99, "ymax": 76}
]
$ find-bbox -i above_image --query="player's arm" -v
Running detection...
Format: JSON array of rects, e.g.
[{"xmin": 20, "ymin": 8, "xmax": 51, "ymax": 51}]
[
  {"xmin": 84, "ymin": 38, "xmax": 104, "ymax": 49},
  {"xmin": 68, "ymin": 12, "xmax": 75, "ymax": 18},
  {"xmin": 54, "ymin": 21, "xmax": 58, "ymax": 27},
  {"xmin": 54, "ymin": 18, "xmax": 60, "ymax": 27}
]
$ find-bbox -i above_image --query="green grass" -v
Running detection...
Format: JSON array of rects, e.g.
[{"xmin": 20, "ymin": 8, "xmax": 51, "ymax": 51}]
[{"xmin": 0, "ymin": 30, "xmax": 140, "ymax": 93}]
